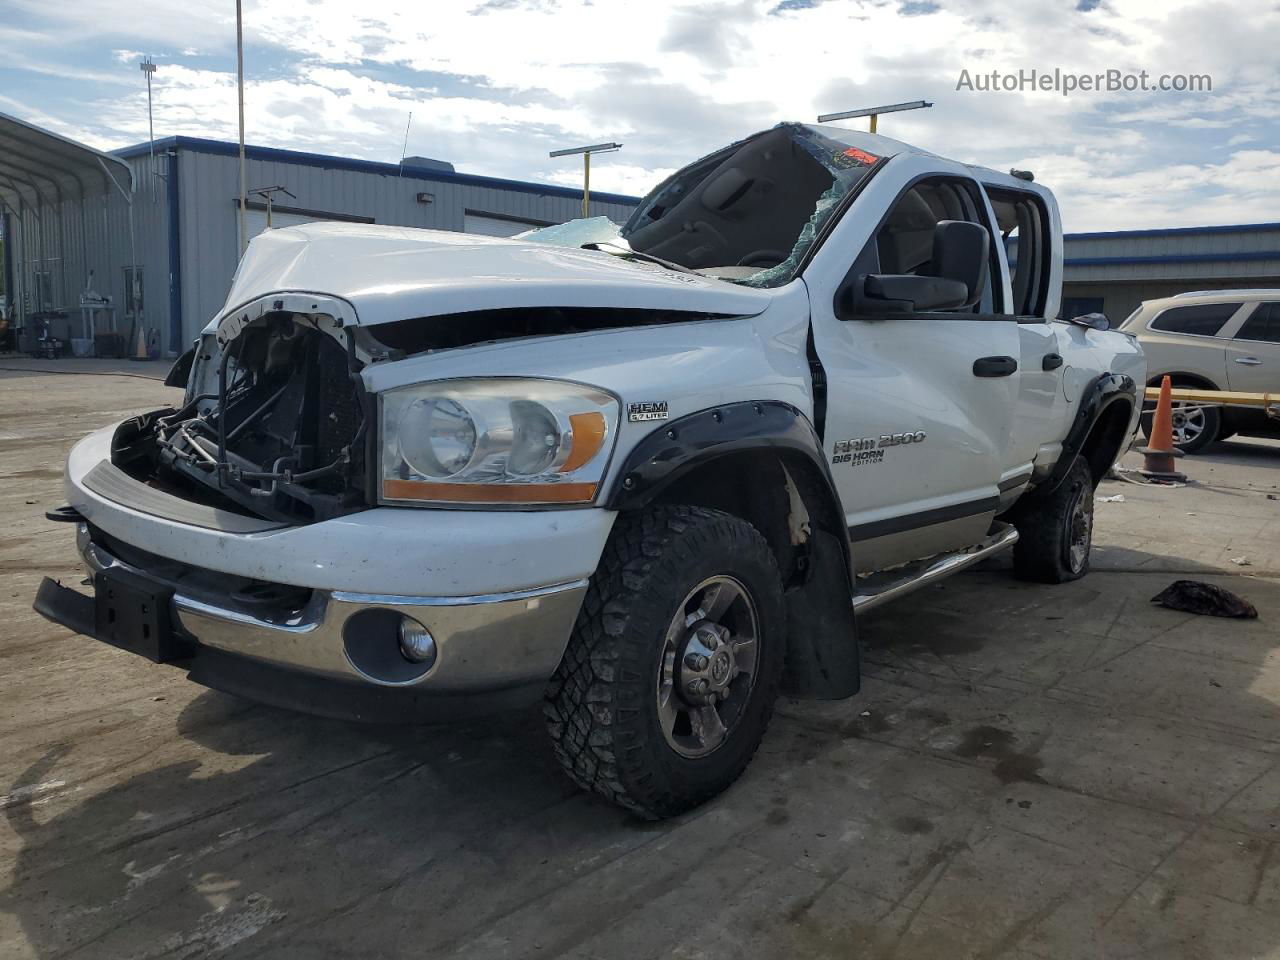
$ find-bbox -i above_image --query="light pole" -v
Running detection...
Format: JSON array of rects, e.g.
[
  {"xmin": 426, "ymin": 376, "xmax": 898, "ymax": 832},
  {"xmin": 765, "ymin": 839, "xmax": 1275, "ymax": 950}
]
[
  {"xmin": 817, "ymin": 100, "xmax": 932, "ymax": 134},
  {"xmin": 236, "ymin": 0, "xmax": 247, "ymax": 256},
  {"xmin": 248, "ymin": 185, "xmax": 296, "ymax": 229},
  {"xmin": 140, "ymin": 57, "xmax": 157, "ymax": 162},
  {"xmin": 549, "ymin": 142, "xmax": 622, "ymax": 219}
]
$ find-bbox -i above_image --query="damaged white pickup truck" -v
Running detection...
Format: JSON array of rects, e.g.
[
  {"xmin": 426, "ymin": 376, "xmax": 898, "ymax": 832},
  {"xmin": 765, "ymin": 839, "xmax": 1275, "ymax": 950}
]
[{"xmin": 36, "ymin": 123, "xmax": 1144, "ymax": 818}]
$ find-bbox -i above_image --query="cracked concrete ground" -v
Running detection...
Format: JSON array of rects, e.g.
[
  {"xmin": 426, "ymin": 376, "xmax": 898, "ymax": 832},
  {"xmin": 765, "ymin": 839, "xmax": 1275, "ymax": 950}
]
[{"xmin": 2, "ymin": 359, "xmax": 1278, "ymax": 959}]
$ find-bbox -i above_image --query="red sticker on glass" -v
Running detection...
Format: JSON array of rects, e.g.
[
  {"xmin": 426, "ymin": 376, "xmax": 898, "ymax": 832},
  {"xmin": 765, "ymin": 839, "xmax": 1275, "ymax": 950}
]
[{"xmin": 843, "ymin": 147, "xmax": 879, "ymax": 165}]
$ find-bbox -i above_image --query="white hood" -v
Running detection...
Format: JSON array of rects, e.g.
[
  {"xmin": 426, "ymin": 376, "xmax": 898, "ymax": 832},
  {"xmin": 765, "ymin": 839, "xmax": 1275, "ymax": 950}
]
[{"xmin": 216, "ymin": 221, "xmax": 774, "ymax": 328}]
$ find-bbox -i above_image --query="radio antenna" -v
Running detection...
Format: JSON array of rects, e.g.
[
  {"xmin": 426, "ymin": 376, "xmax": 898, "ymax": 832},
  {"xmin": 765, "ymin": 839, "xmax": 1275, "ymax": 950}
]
[{"xmin": 398, "ymin": 111, "xmax": 413, "ymax": 176}]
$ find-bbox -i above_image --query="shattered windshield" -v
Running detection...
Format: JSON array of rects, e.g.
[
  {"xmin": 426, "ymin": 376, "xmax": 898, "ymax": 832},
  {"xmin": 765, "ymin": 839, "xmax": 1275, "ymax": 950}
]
[
  {"xmin": 525, "ymin": 124, "xmax": 882, "ymax": 287},
  {"xmin": 517, "ymin": 216, "xmax": 622, "ymax": 248}
]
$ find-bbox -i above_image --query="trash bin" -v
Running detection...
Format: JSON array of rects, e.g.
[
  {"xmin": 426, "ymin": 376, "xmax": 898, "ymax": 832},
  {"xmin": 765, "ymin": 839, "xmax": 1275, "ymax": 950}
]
[{"xmin": 94, "ymin": 333, "xmax": 126, "ymax": 359}]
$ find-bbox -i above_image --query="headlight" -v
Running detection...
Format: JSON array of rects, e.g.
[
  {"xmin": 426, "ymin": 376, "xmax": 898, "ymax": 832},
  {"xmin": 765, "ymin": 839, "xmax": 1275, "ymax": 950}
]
[
  {"xmin": 398, "ymin": 396, "xmax": 478, "ymax": 478},
  {"xmin": 379, "ymin": 378, "xmax": 619, "ymax": 506}
]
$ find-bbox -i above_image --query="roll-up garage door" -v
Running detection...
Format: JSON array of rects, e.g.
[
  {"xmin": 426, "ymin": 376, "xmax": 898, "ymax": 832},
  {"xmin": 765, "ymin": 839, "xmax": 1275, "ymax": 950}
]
[
  {"xmin": 244, "ymin": 208, "xmax": 344, "ymax": 241},
  {"xmin": 463, "ymin": 212, "xmax": 546, "ymax": 237}
]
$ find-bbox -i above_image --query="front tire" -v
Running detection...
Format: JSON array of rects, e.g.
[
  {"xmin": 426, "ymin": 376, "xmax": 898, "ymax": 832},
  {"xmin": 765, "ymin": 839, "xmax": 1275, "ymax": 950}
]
[
  {"xmin": 543, "ymin": 505, "xmax": 785, "ymax": 819},
  {"xmin": 1011, "ymin": 455, "xmax": 1094, "ymax": 584}
]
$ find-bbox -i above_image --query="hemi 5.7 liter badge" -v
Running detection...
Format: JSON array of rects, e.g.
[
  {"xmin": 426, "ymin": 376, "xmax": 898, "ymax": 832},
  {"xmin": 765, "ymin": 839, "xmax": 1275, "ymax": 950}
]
[{"xmin": 628, "ymin": 401, "xmax": 669, "ymax": 423}]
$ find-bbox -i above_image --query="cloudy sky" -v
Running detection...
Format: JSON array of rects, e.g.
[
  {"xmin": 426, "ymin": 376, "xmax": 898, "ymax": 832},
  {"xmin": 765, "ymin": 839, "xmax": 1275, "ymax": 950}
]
[{"xmin": 3, "ymin": 0, "xmax": 1277, "ymax": 231}]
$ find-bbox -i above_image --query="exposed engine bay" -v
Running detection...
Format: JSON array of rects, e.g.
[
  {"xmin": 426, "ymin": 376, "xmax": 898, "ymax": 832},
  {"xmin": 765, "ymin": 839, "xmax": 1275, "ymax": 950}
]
[{"xmin": 113, "ymin": 314, "xmax": 368, "ymax": 523}]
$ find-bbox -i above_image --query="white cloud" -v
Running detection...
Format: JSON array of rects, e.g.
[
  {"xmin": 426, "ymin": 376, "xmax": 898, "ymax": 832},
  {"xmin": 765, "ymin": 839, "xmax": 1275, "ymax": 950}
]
[
  {"xmin": 545, "ymin": 163, "xmax": 679, "ymax": 197},
  {"xmin": 6, "ymin": 0, "xmax": 234, "ymax": 50},
  {"xmin": 1024, "ymin": 146, "xmax": 1280, "ymax": 231},
  {"xmin": 5, "ymin": 0, "xmax": 1279, "ymax": 228}
]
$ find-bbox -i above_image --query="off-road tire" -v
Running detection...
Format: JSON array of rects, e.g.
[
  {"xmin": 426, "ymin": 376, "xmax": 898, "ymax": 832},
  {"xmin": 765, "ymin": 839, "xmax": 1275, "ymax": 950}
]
[
  {"xmin": 1011, "ymin": 455, "xmax": 1094, "ymax": 584},
  {"xmin": 543, "ymin": 505, "xmax": 785, "ymax": 819}
]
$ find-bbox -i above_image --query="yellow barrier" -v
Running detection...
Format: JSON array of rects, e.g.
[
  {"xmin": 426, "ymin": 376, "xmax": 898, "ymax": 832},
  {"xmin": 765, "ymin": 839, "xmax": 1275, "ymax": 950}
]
[{"xmin": 1141, "ymin": 387, "xmax": 1279, "ymax": 419}]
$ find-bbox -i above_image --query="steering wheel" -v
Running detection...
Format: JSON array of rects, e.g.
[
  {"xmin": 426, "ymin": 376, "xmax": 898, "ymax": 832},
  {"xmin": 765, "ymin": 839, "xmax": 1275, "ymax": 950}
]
[{"xmin": 737, "ymin": 249, "xmax": 786, "ymax": 268}]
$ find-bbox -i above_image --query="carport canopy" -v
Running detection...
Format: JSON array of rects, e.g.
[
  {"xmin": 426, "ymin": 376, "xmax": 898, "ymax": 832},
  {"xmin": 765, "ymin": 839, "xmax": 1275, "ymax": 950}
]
[{"xmin": 0, "ymin": 111, "xmax": 133, "ymax": 212}]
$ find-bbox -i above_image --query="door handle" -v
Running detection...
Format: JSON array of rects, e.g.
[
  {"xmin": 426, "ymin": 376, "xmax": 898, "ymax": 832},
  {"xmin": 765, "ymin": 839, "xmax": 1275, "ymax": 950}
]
[
  {"xmin": 1042, "ymin": 352, "xmax": 1064, "ymax": 371},
  {"xmin": 1234, "ymin": 357, "xmax": 1263, "ymax": 365},
  {"xmin": 973, "ymin": 356, "xmax": 1018, "ymax": 378}
]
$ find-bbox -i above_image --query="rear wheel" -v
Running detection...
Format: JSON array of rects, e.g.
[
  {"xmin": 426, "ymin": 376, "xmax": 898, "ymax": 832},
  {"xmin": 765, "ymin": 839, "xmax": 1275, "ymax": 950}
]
[
  {"xmin": 543, "ymin": 505, "xmax": 785, "ymax": 819},
  {"xmin": 1011, "ymin": 455, "xmax": 1094, "ymax": 584},
  {"xmin": 1140, "ymin": 382, "xmax": 1220, "ymax": 454}
]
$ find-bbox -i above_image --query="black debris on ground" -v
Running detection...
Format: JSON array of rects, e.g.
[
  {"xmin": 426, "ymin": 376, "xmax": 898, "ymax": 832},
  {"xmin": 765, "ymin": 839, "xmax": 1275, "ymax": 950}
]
[{"xmin": 1151, "ymin": 580, "xmax": 1259, "ymax": 619}]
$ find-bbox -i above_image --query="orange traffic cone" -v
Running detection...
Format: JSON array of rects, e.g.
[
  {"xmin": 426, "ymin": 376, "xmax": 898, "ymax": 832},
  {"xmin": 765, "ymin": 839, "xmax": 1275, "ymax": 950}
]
[
  {"xmin": 129, "ymin": 324, "xmax": 148, "ymax": 362},
  {"xmin": 1137, "ymin": 375, "xmax": 1186, "ymax": 481}
]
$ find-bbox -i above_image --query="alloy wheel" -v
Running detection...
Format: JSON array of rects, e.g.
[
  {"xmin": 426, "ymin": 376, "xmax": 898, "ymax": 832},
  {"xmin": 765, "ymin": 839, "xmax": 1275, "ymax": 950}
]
[{"xmin": 656, "ymin": 576, "xmax": 760, "ymax": 759}]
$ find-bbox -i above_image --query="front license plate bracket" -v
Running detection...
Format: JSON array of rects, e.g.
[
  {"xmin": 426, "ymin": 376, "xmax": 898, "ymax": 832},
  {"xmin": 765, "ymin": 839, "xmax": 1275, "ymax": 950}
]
[{"xmin": 94, "ymin": 568, "xmax": 179, "ymax": 663}]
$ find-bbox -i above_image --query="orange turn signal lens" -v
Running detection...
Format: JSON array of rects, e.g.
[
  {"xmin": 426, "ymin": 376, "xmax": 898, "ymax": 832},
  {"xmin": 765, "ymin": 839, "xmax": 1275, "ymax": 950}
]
[
  {"xmin": 561, "ymin": 412, "xmax": 608, "ymax": 474},
  {"xmin": 382, "ymin": 478, "xmax": 598, "ymax": 504}
]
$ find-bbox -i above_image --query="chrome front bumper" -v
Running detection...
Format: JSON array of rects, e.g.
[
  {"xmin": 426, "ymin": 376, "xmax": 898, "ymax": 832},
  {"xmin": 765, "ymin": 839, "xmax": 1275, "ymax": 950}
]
[{"xmin": 74, "ymin": 524, "xmax": 587, "ymax": 692}]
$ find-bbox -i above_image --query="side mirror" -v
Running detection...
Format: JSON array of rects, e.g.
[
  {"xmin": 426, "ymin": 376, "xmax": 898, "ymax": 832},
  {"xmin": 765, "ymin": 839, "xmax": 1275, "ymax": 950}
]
[
  {"xmin": 1068, "ymin": 312, "xmax": 1110, "ymax": 331},
  {"xmin": 164, "ymin": 346, "xmax": 196, "ymax": 388},
  {"xmin": 862, "ymin": 274, "xmax": 970, "ymax": 312},
  {"xmin": 924, "ymin": 220, "xmax": 989, "ymax": 307},
  {"xmin": 841, "ymin": 219, "xmax": 990, "ymax": 317}
]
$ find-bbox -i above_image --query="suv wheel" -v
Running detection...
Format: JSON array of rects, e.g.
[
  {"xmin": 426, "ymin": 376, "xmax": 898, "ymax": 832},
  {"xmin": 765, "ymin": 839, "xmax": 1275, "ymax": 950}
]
[
  {"xmin": 1141, "ymin": 385, "xmax": 1220, "ymax": 454},
  {"xmin": 1011, "ymin": 455, "xmax": 1094, "ymax": 584},
  {"xmin": 544, "ymin": 505, "xmax": 785, "ymax": 819}
]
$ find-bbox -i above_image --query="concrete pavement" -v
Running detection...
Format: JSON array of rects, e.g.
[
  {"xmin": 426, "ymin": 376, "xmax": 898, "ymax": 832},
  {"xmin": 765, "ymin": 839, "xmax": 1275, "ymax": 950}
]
[{"xmin": 1, "ymin": 363, "xmax": 1278, "ymax": 959}]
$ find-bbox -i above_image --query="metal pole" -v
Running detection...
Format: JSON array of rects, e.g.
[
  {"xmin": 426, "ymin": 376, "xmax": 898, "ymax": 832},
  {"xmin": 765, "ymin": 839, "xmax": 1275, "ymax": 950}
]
[
  {"xmin": 818, "ymin": 100, "xmax": 931, "ymax": 130},
  {"xmin": 146, "ymin": 68, "xmax": 154, "ymax": 160},
  {"xmin": 236, "ymin": 0, "xmax": 247, "ymax": 256},
  {"xmin": 97, "ymin": 157, "xmax": 139, "ymax": 356},
  {"xmin": 549, "ymin": 143, "xmax": 620, "ymax": 220}
]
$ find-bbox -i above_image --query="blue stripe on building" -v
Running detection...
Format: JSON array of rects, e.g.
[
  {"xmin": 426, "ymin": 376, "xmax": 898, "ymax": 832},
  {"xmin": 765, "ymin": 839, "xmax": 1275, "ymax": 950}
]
[{"xmin": 114, "ymin": 137, "xmax": 642, "ymax": 207}]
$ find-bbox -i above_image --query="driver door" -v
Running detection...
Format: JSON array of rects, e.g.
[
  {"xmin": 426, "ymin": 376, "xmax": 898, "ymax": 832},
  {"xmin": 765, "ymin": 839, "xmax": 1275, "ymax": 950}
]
[{"xmin": 804, "ymin": 163, "xmax": 1021, "ymax": 572}]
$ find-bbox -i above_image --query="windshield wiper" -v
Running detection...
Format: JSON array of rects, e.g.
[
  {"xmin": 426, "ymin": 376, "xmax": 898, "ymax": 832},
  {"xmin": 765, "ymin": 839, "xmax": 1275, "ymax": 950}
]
[{"xmin": 582, "ymin": 241, "xmax": 695, "ymax": 275}]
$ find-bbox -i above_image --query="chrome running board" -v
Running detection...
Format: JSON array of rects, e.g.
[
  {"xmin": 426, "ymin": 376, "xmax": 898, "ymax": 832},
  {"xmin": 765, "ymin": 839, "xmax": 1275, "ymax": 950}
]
[{"xmin": 851, "ymin": 522, "xmax": 1019, "ymax": 614}]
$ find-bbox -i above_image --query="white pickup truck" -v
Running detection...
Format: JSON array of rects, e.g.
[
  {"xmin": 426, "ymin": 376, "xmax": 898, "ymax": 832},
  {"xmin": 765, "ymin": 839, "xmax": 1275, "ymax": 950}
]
[{"xmin": 35, "ymin": 123, "xmax": 1144, "ymax": 818}]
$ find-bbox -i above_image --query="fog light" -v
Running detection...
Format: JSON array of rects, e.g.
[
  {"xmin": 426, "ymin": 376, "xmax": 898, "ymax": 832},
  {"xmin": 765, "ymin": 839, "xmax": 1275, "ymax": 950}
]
[{"xmin": 398, "ymin": 617, "xmax": 437, "ymax": 665}]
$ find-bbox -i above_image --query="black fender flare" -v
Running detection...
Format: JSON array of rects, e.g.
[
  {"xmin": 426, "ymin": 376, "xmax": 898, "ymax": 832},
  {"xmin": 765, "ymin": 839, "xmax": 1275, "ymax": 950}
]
[
  {"xmin": 1045, "ymin": 372, "xmax": 1137, "ymax": 490},
  {"xmin": 603, "ymin": 400, "xmax": 849, "ymax": 562},
  {"xmin": 603, "ymin": 400, "xmax": 860, "ymax": 700}
]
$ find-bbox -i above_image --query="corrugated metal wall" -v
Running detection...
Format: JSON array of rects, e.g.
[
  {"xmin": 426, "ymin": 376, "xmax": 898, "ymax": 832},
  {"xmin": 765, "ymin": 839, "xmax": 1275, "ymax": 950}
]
[
  {"xmin": 7, "ymin": 152, "xmax": 169, "ymax": 351},
  {"xmin": 21, "ymin": 141, "xmax": 1276, "ymax": 355},
  {"xmin": 176, "ymin": 149, "xmax": 638, "ymax": 347},
  {"xmin": 8, "ymin": 142, "xmax": 638, "ymax": 355},
  {"xmin": 1064, "ymin": 225, "xmax": 1280, "ymax": 283},
  {"xmin": 1061, "ymin": 224, "xmax": 1280, "ymax": 323}
]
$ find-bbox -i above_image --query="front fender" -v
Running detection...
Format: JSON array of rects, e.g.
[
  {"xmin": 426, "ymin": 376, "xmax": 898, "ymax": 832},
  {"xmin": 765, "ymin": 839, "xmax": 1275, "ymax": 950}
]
[
  {"xmin": 604, "ymin": 400, "xmax": 834, "ymax": 512},
  {"xmin": 603, "ymin": 400, "xmax": 860, "ymax": 700},
  {"xmin": 1046, "ymin": 372, "xmax": 1138, "ymax": 490}
]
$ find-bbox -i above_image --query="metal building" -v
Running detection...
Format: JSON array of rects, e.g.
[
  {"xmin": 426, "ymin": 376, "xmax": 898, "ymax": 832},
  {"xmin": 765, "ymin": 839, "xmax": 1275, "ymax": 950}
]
[
  {"xmin": 9, "ymin": 108, "xmax": 1279, "ymax": 352},
  {"xmin": 1, "ymin": 114, "xmax": 639, "ymax": 357},
  {"xmin": 1, "ymin": 112, "xmax": 148, "ymax": 357},
  {"xmin": 1061, "ymin": 222, "xmax": 1280, "ymax": 323}
]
